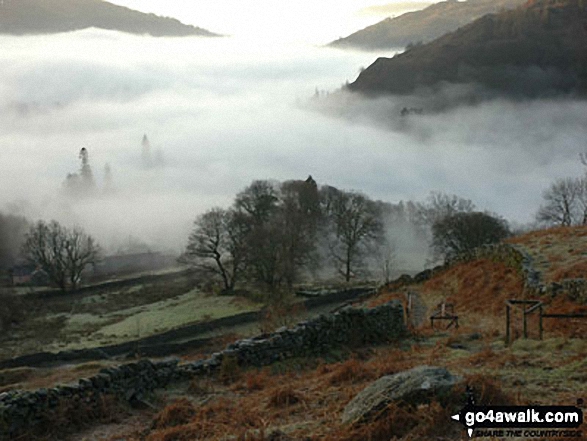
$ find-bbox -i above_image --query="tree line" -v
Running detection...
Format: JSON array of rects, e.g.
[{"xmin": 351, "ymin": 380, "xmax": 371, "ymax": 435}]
[
  {"xmin": 0, "ymin": 177, "xmax": 515, "ymax": 293},
  {"xmin": 180, "ymin": 177, "xmax": 385, "ymax": 291},
  {"xmin": 180, "ymin": 177, "xmax": 511, "ymax": 292}
]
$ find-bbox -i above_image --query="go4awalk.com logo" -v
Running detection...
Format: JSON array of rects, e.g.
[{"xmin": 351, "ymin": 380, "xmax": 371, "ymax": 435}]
[{"xmin": 451, "ymin": 404, "xmax": 584, "ymax": 438}]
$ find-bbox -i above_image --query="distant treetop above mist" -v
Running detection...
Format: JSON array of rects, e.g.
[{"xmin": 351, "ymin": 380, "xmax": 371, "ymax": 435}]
[
  {"xmin": 349, "ymin": 0, "xmax": 587, "ymax": 97},
  {"xmin": 0, "ymin": 0, "xmax": 219, "ymax": 37},
  {"xmin": 329, "ymin": 0, "xmax": 526, "ymax": 51}
]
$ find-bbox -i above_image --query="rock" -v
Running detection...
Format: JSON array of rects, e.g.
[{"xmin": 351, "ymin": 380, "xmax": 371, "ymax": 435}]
[{"xmin": 342, "ymin": 366, "xmax": 462, "ymax": 424}]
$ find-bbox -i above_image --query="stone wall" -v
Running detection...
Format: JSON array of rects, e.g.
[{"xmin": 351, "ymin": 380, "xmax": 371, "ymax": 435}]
[
  {"xmin": 0, "ymin": 287, "xmax": 375, "ymax": 370},
  {"xmin": 182, "ymin": 301, "xmax": 405, "ymax": 374},
  {"xmin": 0, "ymin": 300, "xmax": 405, "ymax": 440},
  {"xmin": 452, "ymin": 243, "xmax": 587, "ymax": 303},
  {"xmin": 385, "ymin": 242, "xmax": 587, "ymax": 305},
  {"xmin": 0, "ymin": 358, "xmax": 182, "ymax": 440},
  {"xmin": 385, "ymin": 243, "xmax": 540, "ymax": 294}
]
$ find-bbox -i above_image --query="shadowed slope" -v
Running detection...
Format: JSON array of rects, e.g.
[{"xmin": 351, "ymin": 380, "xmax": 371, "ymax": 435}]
[
  {"xmin": 330, "ymin": 0, "xmax": 525, "ymax": 51},
  {"xmin": 0, "ymin": 0, "xmax": 218, "ymax": 37},
  {"xmin": 349, "ymin": 0, "xmax": 587, "ymax": 97}
]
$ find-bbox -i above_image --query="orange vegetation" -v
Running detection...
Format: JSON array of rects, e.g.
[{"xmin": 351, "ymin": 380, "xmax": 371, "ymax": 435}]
[
  {"xmin": 551, "ymin": 259, "xmax": 587, "ymax": 282},
  {"xmin": 507, "ymin": 225, "xmax": 587, "ymax": 245},
  {"xmin": 507, "ymin": 225, "xmax": 587, "ymax": 283},
  {"xmin": 421, "ymin": 259, "xmax": 524, "ymax": 316},
  {"xmin": 114, "ymin": 351, "xmax": 517, "ymax": 441},
  {"xmin": 99, "ymin": 226, "xmax": 587, "ymax": 440}
]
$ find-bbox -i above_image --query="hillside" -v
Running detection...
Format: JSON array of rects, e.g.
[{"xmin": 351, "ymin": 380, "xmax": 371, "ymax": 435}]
[
  {"xmin": 349, "ymin": 0, "xmax": 587, "ymax": 97},
  {"xmin": 5, "ymin": 226, "xmax": 587, "ymax": 440},
  {"xmin": 93, "ymin": 226, "xmax": 587, "ymax": 440},
  {"xmin": 0, "ymin": 0, "xmax": 218, "ymax": 37},
  {"xmin": 330, "ymin": 0, "xmax": 526, "ymax": 51}
]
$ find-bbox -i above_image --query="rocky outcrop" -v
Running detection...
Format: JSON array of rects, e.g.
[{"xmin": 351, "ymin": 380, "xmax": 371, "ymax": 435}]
[{"xmin": 342, "ymin": 366, "xmax": 462, "ymax": 424}]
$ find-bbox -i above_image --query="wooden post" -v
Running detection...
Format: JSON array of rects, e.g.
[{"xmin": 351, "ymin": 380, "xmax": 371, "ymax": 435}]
[
  {"xmin": 506, "ymin": 304, "xmax": 510, "ymax": 345},
  {"xmin": 407, "ymin": 292, "xmax": 412, "ymax": 317},
  {"xmin": 523, "ymin": 307, "xmax": 528, "ymax": 339},
  {"xmin": 539, "ymin": 305, "xmax": 543, "ymax": 340}
]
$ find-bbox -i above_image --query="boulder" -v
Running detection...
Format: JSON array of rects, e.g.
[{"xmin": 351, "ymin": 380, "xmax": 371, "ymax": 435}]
[{"xmin": 342, "ymin": 366, "xmax": 461, "ymax": 424}]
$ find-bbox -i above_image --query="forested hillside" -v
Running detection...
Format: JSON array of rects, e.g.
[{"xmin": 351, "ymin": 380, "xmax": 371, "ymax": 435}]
[
  {"xmin": 349, "ymin": 0, "xmax": 587, "ymax": 97},
  {"xmin": 329, "ymin": 0, "xmax": 525, "ymax": 51}
]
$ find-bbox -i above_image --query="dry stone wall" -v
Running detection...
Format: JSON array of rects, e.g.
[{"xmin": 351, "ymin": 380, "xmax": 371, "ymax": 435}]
[
  {"xmin": 389, "ymin": 242, "xmax": 587, "ymax": 304},
  {"xmin": 0, "ymin": 300, "xmax": 405, "ymax": 440},
  {"xmin": 0, "ymin": 287, "xmax": 375, "ymax": 370},
  {"xmin": 451, "ymin": 243, "xmax": 587, "ymax": 303}
]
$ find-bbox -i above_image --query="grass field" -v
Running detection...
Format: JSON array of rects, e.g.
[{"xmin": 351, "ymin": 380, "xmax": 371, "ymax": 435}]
[
  {"xmin": 508, "ymin": 225, "xmax": 587, "ymax": 283},
  {"xmin": 0, "ymin": 273, "xmax": 263, "ymax": 359}
]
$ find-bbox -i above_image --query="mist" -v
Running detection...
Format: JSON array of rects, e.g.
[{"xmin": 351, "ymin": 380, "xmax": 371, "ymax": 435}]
[{"xmin": 1, "ymin": 28, "xmax": 586, "ymax": 262}]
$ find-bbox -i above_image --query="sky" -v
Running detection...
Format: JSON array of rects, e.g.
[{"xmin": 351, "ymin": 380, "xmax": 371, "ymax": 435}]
[
  {"xmin": 106, "ymin": 0, "xmax": 437, "ymax": 44},
  {"xmin": 1, "ymin": 0, "xmax": 586, "ymax": 263}
]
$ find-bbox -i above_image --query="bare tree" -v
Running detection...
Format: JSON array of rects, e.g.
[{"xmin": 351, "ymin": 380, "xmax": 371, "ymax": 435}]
[
  {"xmin": 324, "ymin": 190, "xmax": 383, "ymax": 282},
  {"xmin": 181, "ymin": 208, "xmax": 246, "ymax": 292},
  {"xmin": 575, "ymin": 176, "xmax": 587, "ymax": 225},
  {"xmin": 536, "ymin": 178, "xmax": 580, "ymax": 226},
  {"xmin": 65, "ymin": 226, "xmax": 101, "ymax": 290},
  {"xmin": 414, "ymin": 191, "xmax": 475, "ymax": 227},
  {"xmin": 22, "ymin": 221, "xmax": 100, "ymax": 291}
]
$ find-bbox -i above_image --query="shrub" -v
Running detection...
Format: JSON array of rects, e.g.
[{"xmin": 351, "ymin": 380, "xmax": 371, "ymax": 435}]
[
  {"xmin": 151, "ymin": 398, "xmax": 197, "ymax": 430},
  {"xmin": 267, "ymin": 386, "xmax": 304, "ymax": 408},
  {"xmin": 328, "ymin": 358, "xmax": 376, "ymax": 386},
  {"xmin": 243, "ymin": 370, "xmax": 269, "ymax": 391}
]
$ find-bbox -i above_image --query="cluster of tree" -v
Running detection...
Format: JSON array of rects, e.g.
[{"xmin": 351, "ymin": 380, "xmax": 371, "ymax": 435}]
[
  {"xmin": 63, "ymin": 148, "xmax": 96, "ymax": 197},
  {"xmin": 181, "ymin": 177, "xmax": 385, "ymax": 292},
  {"xmin": 398, "ymin": 191, "xmax": 510, "ymax": 261},
  {"xmin": 21, "ymin": 220, "xmax": 101, "ymax": 291},
  {"xmin": 182, "ymin": 179, "xmax": 511, "ymax": 292},
  {"xmin": 536, "ymin": 176, "xmax": 587, "ymax": 226},
  {"xmin": 63, "ymin": 148, "xmax": 114, "ymax": 197},
  {"xmin": 431, "ymin": 211, "xmax": 511, "ymax": 260}
]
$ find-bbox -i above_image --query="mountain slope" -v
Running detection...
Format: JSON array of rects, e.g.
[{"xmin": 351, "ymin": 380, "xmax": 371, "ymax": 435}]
[
  {"xmin": 349, "ymin": 0, "xmax": 587, "ymax": 97},
  {"xmin": 0, "ymin": 0, "xmax": 218, "ymax": 37},
  {"xmin": 329, "ymin": 0, "xmax": 526, "ymax": 51}
]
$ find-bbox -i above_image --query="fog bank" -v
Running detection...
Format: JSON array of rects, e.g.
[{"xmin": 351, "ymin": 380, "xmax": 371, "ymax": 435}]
[{"xmin": 1, "ymin": 29, "xmax": 585, "ymax": 260}]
